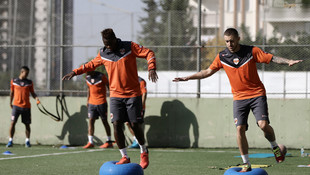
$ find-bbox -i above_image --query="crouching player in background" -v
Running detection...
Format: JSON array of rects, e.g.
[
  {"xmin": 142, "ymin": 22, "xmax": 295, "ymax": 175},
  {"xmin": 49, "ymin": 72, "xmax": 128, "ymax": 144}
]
[{"xmin": 83, "ymin": 70, "xmax": 114, "ymax": 149}]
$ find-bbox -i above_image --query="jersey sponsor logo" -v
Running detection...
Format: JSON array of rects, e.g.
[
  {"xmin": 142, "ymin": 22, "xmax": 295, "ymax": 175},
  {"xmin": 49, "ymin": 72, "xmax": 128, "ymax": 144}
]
[
  {"xmin": 233, "ymin": 58, "xmax": 239, "ymax": 65},
  {"xmin": 234, "ymin": 118, "xmax": 238, "ymax": 125},
  {"xmin": 120, "ymin": 48, "xmax": 125, "ymax": 55}
]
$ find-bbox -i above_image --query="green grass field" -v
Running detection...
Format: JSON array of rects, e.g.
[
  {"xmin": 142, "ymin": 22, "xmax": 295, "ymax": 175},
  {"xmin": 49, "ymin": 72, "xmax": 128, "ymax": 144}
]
[{"xmin": 0, "ymin": 144, "xmax": 309, "ymax": 175}]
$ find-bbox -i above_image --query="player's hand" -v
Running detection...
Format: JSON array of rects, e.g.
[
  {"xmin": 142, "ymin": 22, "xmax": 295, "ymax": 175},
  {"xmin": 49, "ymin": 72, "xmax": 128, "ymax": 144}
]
[
  {"xmin": 173, "ymin": 77, "xmax": 189, "ymax": 82},
  {"xmin": 36, "ymin": 98, "xmax": 40, "ymax": 104},
  {"xmin": 62, "ymin": 71, "xmax": 76, "ymax": 80},
  {"xmin": 288, "ymin": 60, "xmax": 303, "ymax": 66},
  {"xmin": 148, "ymin": 69, "xmax": 158, "ymax": 83},
  {"xmin": 10, "ymin": 103, "xmax": 13, "ymax": 109}
]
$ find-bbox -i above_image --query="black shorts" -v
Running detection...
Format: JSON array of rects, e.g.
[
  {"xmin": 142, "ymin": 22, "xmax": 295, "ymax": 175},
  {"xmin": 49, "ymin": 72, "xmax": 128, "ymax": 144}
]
[
  {"xmin": 233, "ymin": 96, "xmax": 269, "ymax": 130},
  {"xmin": 110, "ymin": 96, "xmax": 143, "ymax": 123},
  {"xmin": 88, "ymin": 103, "xmax": 108, "ymax": 120},
  {"xmin": 11, "ymin": 105, "xmax": 31, "ymax": 124}
]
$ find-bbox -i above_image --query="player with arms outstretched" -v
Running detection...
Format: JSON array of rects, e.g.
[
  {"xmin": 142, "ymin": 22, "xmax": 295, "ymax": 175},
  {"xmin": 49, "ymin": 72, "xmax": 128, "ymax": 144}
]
[
  {"xmin": 173, "ymin": 28, "xmax": 302, "ymax": 172},
  {"xmin": 7, "ymin": 66, "xmax": 40, "ymax": 148},
  {"xmin": 63, "ymin": 28, "xmax": 158, "ymax": 169}
]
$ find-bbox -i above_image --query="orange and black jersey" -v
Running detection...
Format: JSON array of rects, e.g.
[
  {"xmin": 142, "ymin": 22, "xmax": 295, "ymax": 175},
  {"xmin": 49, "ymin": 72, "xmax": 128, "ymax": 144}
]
[
  {"xmin": 73, "ymin": 39, "xmax": 156, "ymax": 98},
  {"xmin": 209, "ymin": 45, "xmax": 273, "ymax": 100},
  {"xmin": 86, "ymin": 72, "xmax": 108, "ymax": 105},
  {"xmin": 11, "ymin": 78, "xmax": 35, "ymax": 108}
]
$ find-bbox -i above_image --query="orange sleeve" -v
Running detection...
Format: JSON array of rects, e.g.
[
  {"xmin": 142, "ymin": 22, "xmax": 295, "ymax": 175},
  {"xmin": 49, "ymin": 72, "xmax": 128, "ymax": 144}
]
[
  {"xmin": 73, "ymin": 53, "xmax": 104, "ymax": 75},
  {"xmin": 131, "ymin": 42, "xmax": 156, "ymax": 70},
  {"xmin": 10, "ymin": 80, "xmax": 14, "ymax": 92},
  {"xmin": 209, "ymin": 54, "xmax": 222, "ymax": 71},
  {"xmin": 140, "ymin": 80, "xmax": 147, "ymax": 94},
  {"xmin": 252, "ymin": 46, "xmax": 273, "ymax": 64},
  {"xmin": 102, "ymin": 74, "xmax": 109, "ymax": 85}
]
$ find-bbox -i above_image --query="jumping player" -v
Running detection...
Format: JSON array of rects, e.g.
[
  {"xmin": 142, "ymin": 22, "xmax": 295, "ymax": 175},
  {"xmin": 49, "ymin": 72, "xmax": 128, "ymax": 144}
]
[
  {"xmin": 83, "ymin": 70, "xmax": 114, "ymax": 149},
  {"xmin": 173, "ymin": 28, "xmax": 302, "ymax": 172},
  {"xmin": 7, "ymin": 66, "xmax": 40, "ymax": 148},
  {"xmin": 126, "ymin": 76, "xmax": 147, "ymax": 148},
  {"xmin": 62, "ymin": 28, "xmax": 158, "ymax": 169}
]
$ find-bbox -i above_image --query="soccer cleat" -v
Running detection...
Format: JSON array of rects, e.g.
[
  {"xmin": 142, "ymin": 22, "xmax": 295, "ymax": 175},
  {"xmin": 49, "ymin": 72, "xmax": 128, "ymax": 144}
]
[
  {"xmin": 128, "ymin": 140, "xmax": 139, "ymax": 149},
  {"xmin": 100, "ymin": 141, "xmax": 114, "ymax": 148},
  {"xmin": 240, "ymin": 163, "xmax": 252, "ymax": 172},
  {"xmin": 140, "ymin": 151, "xmax": 149, "ymax": 169},
  {"xmin": 6, "ymin": 141, "xmax": 13, "ymax": 147},
  {"xmin": 25, "ymin": 141, "xmax": 31, "ymax": 148},
  {"xmin": 83, "ymin": 142, "xmax": 94, "ymax": 149},
  {"xmin": 272, "ymin": 146, "xmax": 285, "ymax": 163},
  {"xmin": 116, "ymin": 156, "xmax": 131, "ymax": 165}
]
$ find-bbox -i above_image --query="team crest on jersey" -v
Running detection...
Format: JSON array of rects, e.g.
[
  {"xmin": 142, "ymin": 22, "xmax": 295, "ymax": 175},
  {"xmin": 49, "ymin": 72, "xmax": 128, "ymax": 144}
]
[
  {"xmin": 120, "ymin": 48, "xmax": 125, "ymax": 55},
  {"xmin": 233, "ymin": 58, "xmax": 239, "ymax": 65},
  {"xmin": 91, "ymin": 79, "xmax": 95, "ymax": 84},
  {"xmin": 21, "ymin": 82, "xmax": 24, "ymax": 86},
  {"xmin": 234, "ymin": 118, "xmax": 238, "ymax": 125}
]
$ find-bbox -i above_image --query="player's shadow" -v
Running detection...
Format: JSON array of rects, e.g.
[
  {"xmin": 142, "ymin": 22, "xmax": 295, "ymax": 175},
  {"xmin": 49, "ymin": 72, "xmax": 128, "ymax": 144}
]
[
  {"xmin": 56, "ymin": 105, "xmax": 103, "ymax": 146},
  {"xmin": 144, "ymin": 99, "xmax": 199, "ymax": 148}
]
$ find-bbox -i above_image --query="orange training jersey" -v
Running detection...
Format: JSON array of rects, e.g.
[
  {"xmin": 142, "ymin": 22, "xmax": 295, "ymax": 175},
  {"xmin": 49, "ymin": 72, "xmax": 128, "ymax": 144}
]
[
  {"xmin": 73, "ymin": 39, "xmax": 156, "ymax": 98},
  {"xmin": 86, "ymin": 71, "xmax": 108, "ymax": 105},
  {"xmin": 209, "ymin": 45, "xmax": 273, "ymax": 100},
  {"xmin": 11, "ymin": 78, "xmax": 34, "ymax": 108}
]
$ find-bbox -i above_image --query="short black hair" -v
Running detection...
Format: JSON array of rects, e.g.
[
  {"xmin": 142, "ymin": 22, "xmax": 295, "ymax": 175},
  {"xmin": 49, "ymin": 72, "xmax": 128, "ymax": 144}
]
[
  {"xmin": 224, "ymin": 28, "xmax": 239, "ymax": 37},
  {"xmin": 101, "ymin": 28, "xmax": 116, "ymax": 40},
  {"xmin": 21, "ymin": 66, "xmax": 30, "ymax": 72}
]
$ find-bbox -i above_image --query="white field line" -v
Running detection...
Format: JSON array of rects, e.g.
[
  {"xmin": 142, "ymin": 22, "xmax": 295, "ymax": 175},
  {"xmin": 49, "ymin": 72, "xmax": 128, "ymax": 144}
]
[
  {"xmin": 0, "ymin": 148, "xmax": 240, "ymax": 161},
  {"xmin": 0, "ymin": 149, "xmax": 104, "ymax": 161}
]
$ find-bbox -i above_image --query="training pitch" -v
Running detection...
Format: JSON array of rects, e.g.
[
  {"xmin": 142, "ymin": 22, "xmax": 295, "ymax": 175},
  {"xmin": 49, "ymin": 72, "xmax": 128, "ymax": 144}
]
[{"xmin": 0, "ymin": 145, "xmax": 309, "ymax": 175}]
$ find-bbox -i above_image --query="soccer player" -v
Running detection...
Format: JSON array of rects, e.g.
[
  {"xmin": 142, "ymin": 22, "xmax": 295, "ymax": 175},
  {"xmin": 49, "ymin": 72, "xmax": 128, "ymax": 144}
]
[
  {"xmin": 7, "ymin": 66, "xmax": 40, "ymax": 148},
  {"xmin": 83, "ymin": 70, "xmax": 114, "ymax": 149},
  {"xmin": 126, "ymin": 76, "xmax": 147, "ymax": 148},
  {"xmin": 62, "ymin": 28, "xmax": 158, "ymax": 169},
  {"xmin": 173, "ymin": 28, "xmax": 302, "ymax": 172}
]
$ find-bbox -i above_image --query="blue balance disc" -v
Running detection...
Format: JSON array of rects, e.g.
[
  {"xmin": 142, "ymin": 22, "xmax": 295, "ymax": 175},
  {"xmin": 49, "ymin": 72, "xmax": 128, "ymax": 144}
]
[
  {"xmin": 224, "ymin": 167, "xmax": 268, "ymax": 175},
  {"xmin": 99, "ymin": 161, "xmax": 144, "ymax": 175}
]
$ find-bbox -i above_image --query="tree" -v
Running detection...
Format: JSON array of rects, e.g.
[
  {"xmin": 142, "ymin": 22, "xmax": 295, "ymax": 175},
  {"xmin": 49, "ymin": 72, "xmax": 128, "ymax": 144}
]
[{"xmin": 138, "ymin": 0, "xmax": 196, "ymax": 70}]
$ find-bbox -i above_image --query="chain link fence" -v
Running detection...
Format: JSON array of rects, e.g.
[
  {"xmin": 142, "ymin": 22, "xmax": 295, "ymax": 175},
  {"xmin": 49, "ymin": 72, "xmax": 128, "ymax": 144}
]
[{"xmin": 1, "ymin": 0, "xmax": 310, "ymax": 98}]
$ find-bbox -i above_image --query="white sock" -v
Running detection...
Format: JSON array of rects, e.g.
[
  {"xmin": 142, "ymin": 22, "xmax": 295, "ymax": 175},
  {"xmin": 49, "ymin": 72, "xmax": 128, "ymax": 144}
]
[
  {"xmin": 139, "ymin": 144, "xmax": 147, "ymax": 154},
  {"xmin": 107, "ymin": 136, "xmax": 111, "ymax": 141},
  {"xmin": 241, "ymin": 154, "xmax": 250, "ymax": 164},
  {"xmin": 9, "ymin": 138, "xmax": 13, "ymax": 142},
  {"xmin": 25, "ymin": 138, "xmax": 30, "ymax": 142},
  {"xmin": 270, "ymin": 141, "xmax": 278, "ymax": 148},
  {"xmin": 119, "ymin": 148, "xmax": 129, "ymax": 158},
  {"xmin": 88, "ymin": 135, "xmax": 93, "ymax": 144}
]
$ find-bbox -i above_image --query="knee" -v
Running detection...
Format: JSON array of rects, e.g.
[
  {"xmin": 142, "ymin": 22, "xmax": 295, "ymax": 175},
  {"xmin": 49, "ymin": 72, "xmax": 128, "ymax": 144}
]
[
  {"xmin": 236, "ymin": 125, "xmax": 247, "ymax": 135},
  {"xmin": 258, "ymin": 120, "xmax": 269, "ymax": 130}
]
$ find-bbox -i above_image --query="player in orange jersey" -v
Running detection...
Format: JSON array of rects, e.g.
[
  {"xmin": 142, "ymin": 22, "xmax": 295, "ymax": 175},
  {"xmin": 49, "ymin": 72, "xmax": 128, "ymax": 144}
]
[
  {"xmin": 7, "ymin": 66, "xmax": 40, "ymax": 148},
  {"xmin": 173, "ymin": 28, "xmax": 302, "ymax": 172},
  {"xmin": 83, "ymin": 70, "xmax": 114, "ymax": 149},
  {"xmin": 63, "ymin": 28, "xmax": 158, "ymax": 169},
  {"xmin": 126, "ymin": 76, "xmax": 147, "ymax": 148}
]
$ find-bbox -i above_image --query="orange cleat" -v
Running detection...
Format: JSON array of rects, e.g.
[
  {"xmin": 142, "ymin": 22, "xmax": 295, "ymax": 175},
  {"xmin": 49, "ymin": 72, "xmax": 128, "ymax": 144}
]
[
  {"xmin": 116, "ymin": 156, "xmax": 130, "ymax": 165},
  {"xmin": 100, "ymin": 141, "xmax": 114, "ymax": 148},
  {"xmin": 83, "ymin": 142, "xmax": 94, "ymax": 149},
  {"xmin": 140, "ymin": 152, "xmax": 149, "ymax": 169}
]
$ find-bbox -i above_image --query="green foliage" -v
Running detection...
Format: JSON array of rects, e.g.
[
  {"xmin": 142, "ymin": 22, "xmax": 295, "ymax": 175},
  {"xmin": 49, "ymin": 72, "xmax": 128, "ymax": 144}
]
[{"xmin": 139, "ymin": 0, "xmax": 196, "ymax": 70}]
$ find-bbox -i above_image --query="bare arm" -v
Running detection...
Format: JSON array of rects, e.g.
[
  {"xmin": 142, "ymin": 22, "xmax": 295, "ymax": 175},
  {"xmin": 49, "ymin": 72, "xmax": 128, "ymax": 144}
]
[
  {"xmin": 10, "ymin": 91, "xmax": 14, "ymax": 109},
  {"xmin": 173, "ymin": 68, "xmax": 218, "ymax": 82},
  {"xmin": 272, "ymin": 56, "xmax": 303, "ymax": 66}
]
